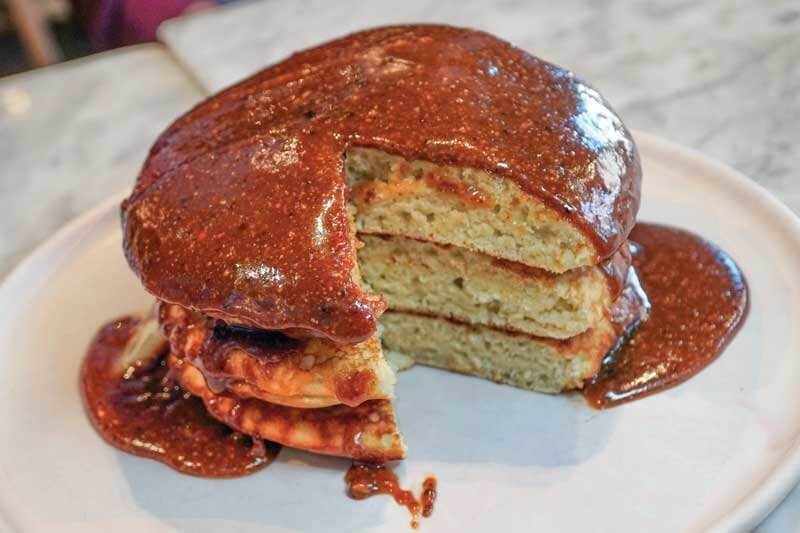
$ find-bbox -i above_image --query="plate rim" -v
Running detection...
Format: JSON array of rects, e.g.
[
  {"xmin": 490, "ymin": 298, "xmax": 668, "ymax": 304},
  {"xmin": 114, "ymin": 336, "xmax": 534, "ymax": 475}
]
[
  {"xmin": 1, "ymin": 132, "xmax": 798, "ymax": 532},
  {"xmin": 633, "ymin": 131, "xmax": 800, "ymax": 532}
]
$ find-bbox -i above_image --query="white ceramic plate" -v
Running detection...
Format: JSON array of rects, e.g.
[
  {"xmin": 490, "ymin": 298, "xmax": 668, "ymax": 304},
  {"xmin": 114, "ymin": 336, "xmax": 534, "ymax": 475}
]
[{"xmin": 1, "ymin": 132, "xmax": 799, "ymax": 533}]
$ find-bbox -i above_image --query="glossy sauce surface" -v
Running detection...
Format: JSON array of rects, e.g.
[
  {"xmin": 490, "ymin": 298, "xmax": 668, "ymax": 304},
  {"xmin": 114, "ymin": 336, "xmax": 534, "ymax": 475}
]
[
  {"xmin": 81, "ymin": 317, "xmax": 279, "ymax": 476},
  {"xmin": 346, "ymin": 463, "xmax": 437, "ymax": 529},
  {"xmin": 584, "ymin": 223, "xmax": 749, "ymax": 407},
  {"xmin": 122, "ymin": 25, "xmax": 640, "ymax": 344}
]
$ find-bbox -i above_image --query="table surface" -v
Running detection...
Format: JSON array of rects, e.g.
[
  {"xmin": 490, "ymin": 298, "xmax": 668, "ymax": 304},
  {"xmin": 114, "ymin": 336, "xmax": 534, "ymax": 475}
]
[
  {"xmin": 0, "ymin": 44, "xmax": 204, "ymax": 277},
  {"xmin": 2, "ymin": 0, "xmax": 799, "ymax": 529}
]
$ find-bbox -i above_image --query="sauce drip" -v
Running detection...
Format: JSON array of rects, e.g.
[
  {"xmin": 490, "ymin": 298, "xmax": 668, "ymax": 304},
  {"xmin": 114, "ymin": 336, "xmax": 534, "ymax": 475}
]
[
  {"xmin": 346, "ymin": 463, "xmax": 437, "ymax": 529},
  {"xmin": 584, "ymin": 223, "xmax": 748, "ymax": 407},
  {"xmin": 122, "ymin": 25, "xmax": 640, "ymax": 345},
  {"xmin": 81, "ymin": 316, "xmax": 280, "ymax": 476}
]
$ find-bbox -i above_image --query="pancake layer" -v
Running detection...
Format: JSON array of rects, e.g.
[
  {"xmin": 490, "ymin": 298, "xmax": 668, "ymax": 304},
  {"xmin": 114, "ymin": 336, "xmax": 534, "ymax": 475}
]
[
  {"xmin": 359, "ymin": 234, "xmax": 629, "ymax": 339},
  {"xmin": 169, "ymin": 354, "xmax": 406, "ymax": 461},
  {"xmin": 379, "ymin": 268, "xmax": 649, "ymax": 393},
  {"xmin": 159, "ymin": 303, "xmax": 395, "ymax": 409},
  {"xmin": 348, "ymin": 147, "xmax": 596, "ymax": 273}
]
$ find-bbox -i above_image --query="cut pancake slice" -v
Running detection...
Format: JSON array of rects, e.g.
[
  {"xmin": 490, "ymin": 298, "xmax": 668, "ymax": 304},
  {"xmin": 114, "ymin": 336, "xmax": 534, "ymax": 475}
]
[
  {"xmin": 159, "ymin": 303, "xmax": 395, "ymax": 409},
  {"xmin": 347, "ymin": 147, "xmax": 597, "ymax": 274},
  {"xmin": 379, "ymin": 268, "xmax": 650, "ymax": 393},
  {"xmin": 169, "ymin": 354, "xmax": 406, "ymax": 461},
  {"xmin": 359, "ymin": 234, "xmax": 630, "ymax": 339}
]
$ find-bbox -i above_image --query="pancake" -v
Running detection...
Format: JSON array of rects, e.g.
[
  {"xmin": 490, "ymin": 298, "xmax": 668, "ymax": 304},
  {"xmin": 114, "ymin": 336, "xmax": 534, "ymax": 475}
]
[
  {"xmin": 159, "ymin": 302, "xmax": 395, "ymax": 408},
  {"xmin": 358, "ymin": 234, "xmax": 631, "ymax": 339},
  {"xmin": 379, "ymin": 268, "xmax": 649, "ymax": 393},
  {"xmin": 349, "ymin": 147, "xmax": 598, "ymax": 273},
  {"xmin": 122, "ymin": 25, "xmax": 641, "ymax": 345},
  {"xmin": 169, "ymin": 354, "xmax": 406, "ymax": 461}
]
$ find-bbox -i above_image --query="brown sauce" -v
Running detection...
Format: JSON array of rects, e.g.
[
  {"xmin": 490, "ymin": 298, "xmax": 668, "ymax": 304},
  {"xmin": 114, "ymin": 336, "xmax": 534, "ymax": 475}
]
[
  {"xmin": 584, "ymin": 223, "xmax": 749, "ymax": 407},
  {"xmin": 346, "ymin": 463, "xmax": 437, "ymax": 529},
  {"xmin": 122, "ymin": 25, "xmax": 640, "ymax": 345},
  {"xmin": 81, "ymin": 316, "xmax": 280, "ymax": 476}
]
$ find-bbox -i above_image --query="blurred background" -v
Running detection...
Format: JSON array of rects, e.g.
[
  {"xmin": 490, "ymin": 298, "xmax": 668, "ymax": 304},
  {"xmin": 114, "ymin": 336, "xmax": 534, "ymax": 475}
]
[{"xmin": 0, "ymin": 0, "xmax": 242, "ymax": 76}]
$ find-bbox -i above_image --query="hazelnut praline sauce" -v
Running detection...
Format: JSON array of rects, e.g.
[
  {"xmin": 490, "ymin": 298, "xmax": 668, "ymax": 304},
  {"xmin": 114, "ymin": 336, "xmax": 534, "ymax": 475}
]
[
  {"xmin": 584, "ymin": 223, "xmax": 749, "ymax": 407},
  {"xmin": 80, "ymin": 317, "xmax": 279, "ymax": 477},
  {"xmin": 121, "ymin": 24, "xmax": 640, "ymax": 345},
  {"xmin": 346, "ymin": 463, "xmax": 437, "ymax": 529}
]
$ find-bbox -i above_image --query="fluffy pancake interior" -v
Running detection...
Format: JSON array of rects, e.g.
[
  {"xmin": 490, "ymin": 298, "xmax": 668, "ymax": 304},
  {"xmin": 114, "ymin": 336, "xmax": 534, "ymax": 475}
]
[
  {"xmin": 378, "ymin": 268, "xmax": 649, "ymax": 393},
  {"xmin": 159, "ymin": 303, "xmax": 396, "ymax": 409},
  {"xmin": 358, "ymin": 234, "xmax": 615, "ymax": 339},
  {"xmin": 347, "ymin": 147, "xmax": 595, "ymax": 274}
]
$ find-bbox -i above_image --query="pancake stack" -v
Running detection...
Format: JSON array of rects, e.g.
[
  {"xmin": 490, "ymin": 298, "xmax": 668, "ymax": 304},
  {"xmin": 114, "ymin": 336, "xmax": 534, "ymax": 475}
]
[{"xmin": 121, "ymin": 25, "xmax": 646, "ymax": 461}]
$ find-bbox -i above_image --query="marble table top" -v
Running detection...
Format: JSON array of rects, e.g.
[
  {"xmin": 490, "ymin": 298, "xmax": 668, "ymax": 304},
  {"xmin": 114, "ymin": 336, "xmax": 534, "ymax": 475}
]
[
  {"xmin": 0, "ymin": 44, "xmax": 203, "ymax": 278},
  {"xmin": 0, "ymin": 0, "xmax": 797, "ymax": 529}
]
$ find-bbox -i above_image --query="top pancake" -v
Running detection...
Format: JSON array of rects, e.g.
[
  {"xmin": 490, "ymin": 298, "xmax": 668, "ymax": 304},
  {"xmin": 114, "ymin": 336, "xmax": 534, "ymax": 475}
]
[{"xmin": 122, "ymin": 24, "xmax": 641, "ymax": 344}]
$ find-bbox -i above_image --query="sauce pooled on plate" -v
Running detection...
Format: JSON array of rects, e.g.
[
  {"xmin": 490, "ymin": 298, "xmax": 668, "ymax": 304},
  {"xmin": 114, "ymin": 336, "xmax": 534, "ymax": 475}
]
[
  {"xmin": 81, "ymin": 317, "xmax": 280, "ymax": 476},
  {"xmin": 584, "ymin": 223, "xmax": 749, "ymax": 408}
]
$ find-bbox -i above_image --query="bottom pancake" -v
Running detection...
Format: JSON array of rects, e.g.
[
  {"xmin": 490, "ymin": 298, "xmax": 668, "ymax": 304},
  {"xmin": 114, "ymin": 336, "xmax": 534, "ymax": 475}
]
[
  {"xmin": 379, "ymin": 268, "xmax": 650, "ymax": 393},
  {"xmin": 169, "ymin": 355, "xmax": 406, "ymax": 462}
]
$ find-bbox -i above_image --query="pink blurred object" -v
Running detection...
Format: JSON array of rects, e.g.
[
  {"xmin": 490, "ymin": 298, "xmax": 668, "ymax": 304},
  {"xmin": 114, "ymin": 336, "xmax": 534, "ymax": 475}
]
[{"xmin": 73, "ymin": 0, "xmax": 218, "ymax": 50}]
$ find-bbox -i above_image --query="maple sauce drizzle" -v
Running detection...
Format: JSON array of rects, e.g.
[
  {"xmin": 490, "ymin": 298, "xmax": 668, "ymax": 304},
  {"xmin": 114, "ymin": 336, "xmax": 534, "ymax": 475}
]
[
  {"xmin": 81, "ymin": 316, "xmax": 280, "ymax": 476},
  {"xmin": 346, "ymin": 463, "xmax": 437, "ymax": 529},
  {"xmin": 583, "ymin": 223, "xmax": 749, "ymax": 408}
]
